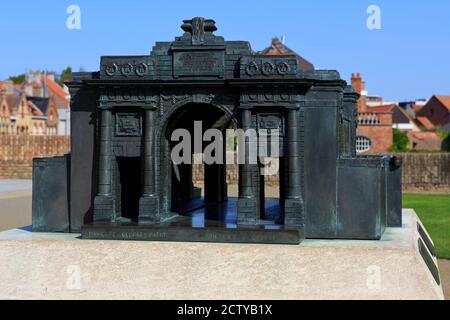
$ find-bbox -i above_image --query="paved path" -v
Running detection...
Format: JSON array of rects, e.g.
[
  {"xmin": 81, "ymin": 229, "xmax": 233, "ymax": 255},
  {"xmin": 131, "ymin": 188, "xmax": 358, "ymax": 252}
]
[
  {"xmin": 438, "ymin": 259, "xmax": 450, "ymax": 300},
  {"xmin": 0, "ymin": 180, "xmax": 32, "ymax": 232},
  {"xmin": 0, "ymin": 179, "xmax": 32, "ymax": 193}
]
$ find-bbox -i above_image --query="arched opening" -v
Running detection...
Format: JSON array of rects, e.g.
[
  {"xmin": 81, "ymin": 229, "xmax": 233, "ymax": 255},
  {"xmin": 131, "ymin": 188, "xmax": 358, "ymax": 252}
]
[{"xmin": 161, "ymin": 102, "xmax": 237, "ymax": 226}]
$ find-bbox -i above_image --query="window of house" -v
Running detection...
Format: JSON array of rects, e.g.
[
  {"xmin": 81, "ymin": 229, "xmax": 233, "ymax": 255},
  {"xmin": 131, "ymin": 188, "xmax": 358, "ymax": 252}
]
[{"xmin": 356, "ymin": 136, "xmax": 372, "ymax": 153}]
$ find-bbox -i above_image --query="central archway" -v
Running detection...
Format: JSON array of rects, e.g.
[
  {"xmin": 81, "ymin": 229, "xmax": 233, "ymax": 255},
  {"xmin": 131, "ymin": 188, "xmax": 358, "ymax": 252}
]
[{"xmin": 157, "ymin": 101, "xmax": 238, "ymax": 225}]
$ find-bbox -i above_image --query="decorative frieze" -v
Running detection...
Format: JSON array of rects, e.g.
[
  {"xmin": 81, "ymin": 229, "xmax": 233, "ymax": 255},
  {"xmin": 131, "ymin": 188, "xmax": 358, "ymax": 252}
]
[
  {"xmin": 240, "ymin": 55, "xmax": 298, "ymax": 78},
  {"xmin": 100, "ymin": 56, "xmax": 153, "ymax": 79},
  {"xmin": 98, "ymin": 87, "xmax": 158, "ymax": 109},
  {"xmin": 240, "ymin": 86, "xmax": 304, "ymax": 107}
]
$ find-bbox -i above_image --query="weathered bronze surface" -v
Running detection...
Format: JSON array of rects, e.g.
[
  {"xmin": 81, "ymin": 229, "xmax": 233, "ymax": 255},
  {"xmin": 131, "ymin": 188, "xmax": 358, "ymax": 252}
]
[
  {"xmin": 82, "ymin": 219, "xmax": 302, "ymax": 244},
  {"xmin": 32, "ymin": 17, "xmax": 403, "ymax": 244}
]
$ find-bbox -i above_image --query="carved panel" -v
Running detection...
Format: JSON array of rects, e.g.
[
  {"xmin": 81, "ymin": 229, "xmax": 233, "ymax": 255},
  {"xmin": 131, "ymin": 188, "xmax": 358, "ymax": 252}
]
[
  {"xmin": 256, "ymin": 113, "xmax": 285, "ymax": 157},
  {"xmin": 115, "ymin": 113, "xmax": 142, "ymax": 137},
  {"xmin": 173, "ymin": 50, "xmax": 224, "ymax": 78},
  {"xmin": 257, "ymin": 114, "xmax": 284, "ymax": 135}
]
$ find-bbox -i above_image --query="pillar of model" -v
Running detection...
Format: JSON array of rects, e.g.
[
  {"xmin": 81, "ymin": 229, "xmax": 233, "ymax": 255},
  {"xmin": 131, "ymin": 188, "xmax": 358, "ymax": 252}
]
[{"xmin": 139, "ymin": 104, "xmax": 159, "ymax": 223}]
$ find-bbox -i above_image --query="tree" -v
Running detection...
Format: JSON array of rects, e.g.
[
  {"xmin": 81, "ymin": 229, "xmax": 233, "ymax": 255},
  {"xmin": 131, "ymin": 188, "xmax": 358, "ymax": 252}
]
[
  {"xmin": 59, "ymin": 67, "xmax": 72, "ymax": 85},
  {"xmin": 9, "ymin": 74, "xmax": 26, "ymax": 84},
  {"xmin": 389, "ymin": 129, "xmax": 409, "ymax": 152}
]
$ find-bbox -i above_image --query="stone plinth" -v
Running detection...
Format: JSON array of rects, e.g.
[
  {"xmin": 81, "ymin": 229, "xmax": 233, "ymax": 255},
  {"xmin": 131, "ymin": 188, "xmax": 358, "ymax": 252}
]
[{"xmin": 0, "ymin": 210, "xmax": 443, "ymax": 300}]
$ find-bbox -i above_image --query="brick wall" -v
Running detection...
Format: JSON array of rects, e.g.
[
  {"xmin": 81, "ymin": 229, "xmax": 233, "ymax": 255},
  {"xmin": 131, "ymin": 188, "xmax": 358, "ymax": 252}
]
[
  {"xmin": 193, "ymin": 153, "xmax": 450, "ymax": 192},
  {"xmin": 0, "ymin": 135, "xmax": 70, "ymax": 179},
  {"xmin": 393, "ymin": 153, "xmax": 450, "ymax": 192},
  {"xmin": 357, "ymin": 124, "xmax": 393, "ymax": 153},
  {"xmin": 192, "ymin": 164, "xmax": 280, "ymax": 186}
]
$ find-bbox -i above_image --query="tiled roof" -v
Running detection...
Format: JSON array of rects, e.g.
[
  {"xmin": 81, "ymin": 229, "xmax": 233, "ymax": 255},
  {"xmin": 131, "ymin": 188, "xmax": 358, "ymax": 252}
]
[
  {"xmin": 41, "ymin": 75, "xmax": 69, "ymax": 109},
  {"xmin": 435, "ymin": 95, "xmax": 450, "ymax": 111},
  {"xmin": 259, "ymin": 38, "xmax": 314, "ymax": 72},
  {"xmin": 43, "ymin": 75, "xmax": 68, "ymax": 100},
  {"xmin": 411, "ymin": 103, "xmax": 425, "ymax": 113},
  {"xmin": 28, "ymin": 100, "xmax": 44, "ymax": 116},
  {"xmin": 415, "ymin": 116, "xmax": 435, "ymax": 130},
  {"xmin": 408, "ymin": 131, "xmax": 442, "ymax": 151},
  {"xmin": 366, "ymin": 104, "xmax": 395, "ymax": 113},
  {"xmin": 5, "ymin": 93, "xmax": 21, "ymax": 112},
  {"xmin": 26, "ymin": 96, "xmax": 50, "ymax": 115}
]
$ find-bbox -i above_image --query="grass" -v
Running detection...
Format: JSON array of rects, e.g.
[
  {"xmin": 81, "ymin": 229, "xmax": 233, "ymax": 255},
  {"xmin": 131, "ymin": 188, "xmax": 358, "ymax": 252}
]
[{"xmin": 403, "ymin": 194, "xmax": 450, "ymax": 259}]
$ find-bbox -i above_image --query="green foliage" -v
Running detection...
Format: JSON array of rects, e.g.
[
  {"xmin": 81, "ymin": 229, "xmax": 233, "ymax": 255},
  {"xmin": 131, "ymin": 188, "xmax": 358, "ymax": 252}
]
[
  {"xmin": 8, "ymin": 74, "xmax": 26, "ymax": 84},
  {"xmin": 58, "ymin": 67, "xmax": 72, "ymax": 85},
  {"xmin": 437, "ymin": 131, "xmax": 450, "ymax": 151},
  {"xmin": 403, "ymin": 193, "xmax": 450, "ymax": 258},
  {"xmin": 389, "ymin": 129, "xmax": 409, "ymax": 152}
]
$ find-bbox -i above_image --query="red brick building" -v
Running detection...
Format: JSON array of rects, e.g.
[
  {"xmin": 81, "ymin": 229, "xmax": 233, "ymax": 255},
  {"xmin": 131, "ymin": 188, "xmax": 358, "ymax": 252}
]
[
  {"xmin": 351, "ymin": 73, "xmax": 393, "ymax": 153},
  {"xmin": 356, "ymin": 106, "xmax": 393, "ymax": 153},
  {"xmin": 416, "ymin": 95, "xmax": 450, "ymax": 128}
]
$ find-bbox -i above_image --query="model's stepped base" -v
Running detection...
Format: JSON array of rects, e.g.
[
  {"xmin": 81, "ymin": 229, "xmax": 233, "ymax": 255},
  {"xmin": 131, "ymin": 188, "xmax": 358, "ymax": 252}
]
[
  {"xmin": 82, "ymin": 216, "xmax": 303, "ymax": 244},
  {"xmin": 0, "ymin": 210, "xmax": 443, "ymax": 299}
]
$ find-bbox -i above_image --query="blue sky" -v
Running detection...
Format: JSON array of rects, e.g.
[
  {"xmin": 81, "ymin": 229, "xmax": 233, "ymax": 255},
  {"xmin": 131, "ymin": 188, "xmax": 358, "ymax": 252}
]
[{"xmin": 0, "ymin": 0, "xmax": 449, "ymax": 101}]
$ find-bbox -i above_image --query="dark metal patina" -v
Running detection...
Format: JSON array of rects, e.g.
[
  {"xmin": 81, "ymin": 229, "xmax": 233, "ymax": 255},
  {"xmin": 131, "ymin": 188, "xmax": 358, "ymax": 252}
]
[{"xmin": 32, "ymin": 17, "xmax": 402, "ymax": 244}]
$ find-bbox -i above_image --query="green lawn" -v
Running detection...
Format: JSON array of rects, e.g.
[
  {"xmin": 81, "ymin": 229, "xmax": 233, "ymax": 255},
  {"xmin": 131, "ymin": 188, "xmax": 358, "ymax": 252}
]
[{"xmin": 403, "ymin": 194, "xmax": 450, "ymax": 259}]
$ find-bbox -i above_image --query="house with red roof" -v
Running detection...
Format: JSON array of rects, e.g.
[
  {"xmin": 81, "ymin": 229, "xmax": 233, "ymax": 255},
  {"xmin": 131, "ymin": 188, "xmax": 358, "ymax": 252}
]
[
  {"xmin": 367, "ymin": 104, "xmax": 420, "ymax": 131},
  {"xmin": 0, "ymin": 79, "xmax": 59, "ymax": 135},
  {"xmin": 415, "ymin": 116, "xmax": 435, "ymax": 130},
  {"xmin": 258, "ymin": 37, "xmax": 314, "ymax": 72},
  {"xmin": 350, "ymin": 73, "xmax": 394, "ymax": 153},
  {"xmin": 23, "ymin": 70, "xmax": 70, "ymax": 135},
  {"xmin": 416, "ymin": 95, "xmax": 450, "ymax": 128}
]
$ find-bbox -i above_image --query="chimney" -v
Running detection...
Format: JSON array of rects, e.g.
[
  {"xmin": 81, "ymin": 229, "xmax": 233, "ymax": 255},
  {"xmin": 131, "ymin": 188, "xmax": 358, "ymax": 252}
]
[
  {"xmin": 1, "ymin": 80, "xmax": 14, "ymax": 94},
  {"xmin": 46, "ymin": 72, "xmax": 56, "ymax": 82},
  {"xmin": 351, "ymin": 73, "xmax": 367, "ymax": 112},
  {"xmin": 351, "ymin": 73, "xmax": 363, "ymax": 94}
]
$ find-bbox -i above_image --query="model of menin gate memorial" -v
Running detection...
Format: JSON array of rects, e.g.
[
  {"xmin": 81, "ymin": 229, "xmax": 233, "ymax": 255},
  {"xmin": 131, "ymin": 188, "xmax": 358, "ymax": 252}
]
[{"xmin": 32, "ymin": 17, "xmax": 402, "ymax": 244}]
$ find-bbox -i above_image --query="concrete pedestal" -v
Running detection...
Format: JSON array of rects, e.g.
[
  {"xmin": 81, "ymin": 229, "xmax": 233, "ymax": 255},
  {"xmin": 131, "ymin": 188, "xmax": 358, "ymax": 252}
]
[{"xmin": 0, "ymin": 210, "xmax": 443, "ymax": 299}]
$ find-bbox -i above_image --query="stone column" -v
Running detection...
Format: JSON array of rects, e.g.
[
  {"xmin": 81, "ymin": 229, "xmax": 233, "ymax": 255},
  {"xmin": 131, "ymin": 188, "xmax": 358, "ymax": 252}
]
[
  {"xmin": 284, "ymin": 107, "xmax": 304, "ymax": 227},
  {"xmin": 139, "ymin": 107, "xmax": 159, "ymax": 223},
  {"xmin": 237, "ymin": 107, "xmax": 258, "ymax": 225},
  {"xmin": 93, "ymin": 107, "xmax": 114, "ymax": 222}
]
